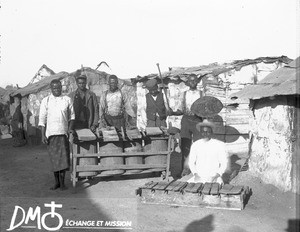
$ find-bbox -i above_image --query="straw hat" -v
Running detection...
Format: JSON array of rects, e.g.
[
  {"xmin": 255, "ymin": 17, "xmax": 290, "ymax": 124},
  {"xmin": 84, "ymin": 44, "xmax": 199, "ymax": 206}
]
[
  {"xmin": 196, "ymin": 119, "xmax": 215, "ymax": 132},
  {"xmin": 144, "ymin": 79, "xmax": 158, "ymax": 90},
  {"xmin": 76, "ymin": 74, "xmax": 87, "ymax": 81}
]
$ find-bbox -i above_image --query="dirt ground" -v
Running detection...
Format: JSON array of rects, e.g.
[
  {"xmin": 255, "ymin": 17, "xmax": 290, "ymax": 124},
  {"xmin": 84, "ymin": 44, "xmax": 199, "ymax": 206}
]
[{"xmin": 0, "ymin": 138, "xmax": 299, "ymax": 232}]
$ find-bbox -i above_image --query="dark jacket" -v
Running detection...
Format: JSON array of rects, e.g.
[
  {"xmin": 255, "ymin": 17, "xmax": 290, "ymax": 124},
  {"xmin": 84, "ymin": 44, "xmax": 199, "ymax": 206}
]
[
  {"xmin": 146, "ymin": 92, "xmax": 166, "ymax": 121},
  {"xmin": 69, "ymin": 89, "xmax": 99, "ymax": 129},
  {"xmin": 11, "ymin": 105, "xmax": 23, "ymax": 132}
]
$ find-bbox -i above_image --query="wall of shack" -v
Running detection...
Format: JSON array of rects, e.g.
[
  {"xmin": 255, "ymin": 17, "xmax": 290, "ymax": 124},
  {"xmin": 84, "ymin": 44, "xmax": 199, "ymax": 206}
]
[
  {"xmin": 249, "ymin": 96, "xmax": 299, "ymax": 193},
  {"xmin": 136, "ymin": 61, "xmax": 285, "ymax": 160},
  {"xmin": 17, "ymin": 72, "xmax": 136, "ymax": 145}
]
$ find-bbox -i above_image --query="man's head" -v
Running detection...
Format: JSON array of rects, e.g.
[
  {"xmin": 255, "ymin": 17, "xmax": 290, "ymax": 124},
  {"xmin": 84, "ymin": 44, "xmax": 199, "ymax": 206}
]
[
  {"xmin": 187, "ymin": 74, "xmax": 199, "ymax": 90},
  {"xmin": 76, "ymin": 75, "xmax": 87, "ymax": 91},
  {"xmin": 13, "ymin": 94, "xmax": 22, "ymax": 106},
  {"xmin": 196, "ymin": 119, "xmax": 215, "ymax": 141},
  {"xmin": 200, "ymin": 126, "xmax": 213, "ymax": 140},
  {"xmin": 108, "ymin": 75, "xmax": 119, "ymax": 92},
  {"xmin": 50, "ymin": 79, "xmax": 62, "ymax": 97},
  {"xmin": 145, "ymin": 79, "xmax": 159, "ymax": 96}
]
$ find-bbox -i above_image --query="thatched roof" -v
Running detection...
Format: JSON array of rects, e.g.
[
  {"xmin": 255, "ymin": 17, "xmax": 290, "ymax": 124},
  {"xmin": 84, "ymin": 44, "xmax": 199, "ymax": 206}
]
[
  {"xmin": 28, "ymin": 64, "xmax": 56, "ymax": 85},
  {"xmin": 0, "ymin": 87, "xmax": 5, "ymax": 96},
  {"xmin": 11, "ymin": 72, "xmax": 69, "ymax": 97},
  {"xmin": 230, "ymin": 57, "xmax": 300, "ymax": 100},
  {"xmin": 10, "ymin": 67, "xmax": 132, "ymax": 97},
  {"xmin": 132, "ymin": 56, "xmax": 292, "ymax": 84}
]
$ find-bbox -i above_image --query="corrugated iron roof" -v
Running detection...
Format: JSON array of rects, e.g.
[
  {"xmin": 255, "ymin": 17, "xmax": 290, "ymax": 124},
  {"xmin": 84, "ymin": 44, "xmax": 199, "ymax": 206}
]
[
  {"xmin": 230, "ymin": 57, "xmax": 300, "ymax": 100},
  {"xmin": 132, "ymin": 56, "xmax": 292, "ymax": 84}
]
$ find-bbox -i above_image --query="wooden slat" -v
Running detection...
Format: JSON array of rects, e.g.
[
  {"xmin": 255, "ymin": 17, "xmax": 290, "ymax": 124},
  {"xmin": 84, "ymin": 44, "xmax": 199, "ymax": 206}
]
[
  {"xmin": 210, "ymin": 183, "xmax": 220, "ymax": 195},
  {"xmin": 74, "ymin": 150, "xmax": 169, "ymax": 158},
  {"xmin": 183, "ymin": 183, "xmax": 195, "ymax": 192},
  {"xmin": 145, "ymin": 182, "xmax": 159, "ymax": 189},
  {"xmin": 126, "ymin": 128, "xmax": 142, "ymax": 139},
  {"xmin": 173, "ymin": 182, "xmax": 188, "ymax": 192},
  {"xmin": 201, "ymin": 183, "xmax": 212, "ymax": 195},
  {"xmin": 146, "ymin": 127, "xmax": 163, "ymax": 136},
  {"xmin": 76, "ymin": 164, "xmax": 167, "ymax": 172},
  {"xmin": 75, "ymin": 129, "xmax": 97, "ymax": 141},
  {"xmin": 190, "ymin": 183, "xmax": 203, "ymax": 193},
  {"xmin": 152, "ymin": 181, "xmax": 170, "ymax": 190},
  {"xmin": 219, "ymin": 184, "xmax": 234, "ymax": 194},
  {"xmin": 140, "ymin": 181, "xmax": 155, "ymax": 189},
  {"xmin": 225, "ymin": 115, "xmax": 250, "ymax": 124},
  {"xmin": 101, "ymin": 127, "xmax": 119, "ymax": 141},
  {"xmin": 165, "ymin": 181, "xmax": 182, "ymax": 191},
  {"xmin": 228, "ymin": 186, "xmax": 244, "ymax": 195}
]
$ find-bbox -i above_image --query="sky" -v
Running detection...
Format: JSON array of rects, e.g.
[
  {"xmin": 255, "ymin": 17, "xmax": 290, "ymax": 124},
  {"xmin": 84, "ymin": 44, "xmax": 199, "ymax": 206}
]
[{"xmin": 0, "ymin": 0, "xmax": 299, "ymax": 88}]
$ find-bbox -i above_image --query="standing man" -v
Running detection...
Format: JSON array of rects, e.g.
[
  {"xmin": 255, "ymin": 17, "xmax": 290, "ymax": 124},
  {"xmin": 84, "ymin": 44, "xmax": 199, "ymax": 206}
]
[
  {"xmin": 144, "ymin": 79, "xmax": 172, "ymax": 127},
  {"xmin": 187, "ymin": 119, "xmax": 228, "ymax": 184},
  {"xmin": 99, "ymin": 75, "xmax": 136, "ymax": 131},
  {"xmin": 69, "ymin": 74, "xmax": 99, "ymax": 132},
  {"xmin": 10, "ymin": 94, "xmax": 26, "ymax": 147},
  {"xmin": 39, "ymin": 79, "xmax": 75, "ymax": 190},
  {"xmin": 173, "ymin": 74, "xmax": 204, "ymax": 176}
]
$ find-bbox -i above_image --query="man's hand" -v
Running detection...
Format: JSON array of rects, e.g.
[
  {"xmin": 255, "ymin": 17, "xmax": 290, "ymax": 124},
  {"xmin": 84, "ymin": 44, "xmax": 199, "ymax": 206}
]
[
  {"xmin": 172, "ymin": 109, "xmax": 183, "ymax": 116},
  {"xmin": 69, "ymin": 133, "xmax": 74, "ymax": 144},
  {"xmin": 90, "ymin": 125, "xmax": 97, "ymax": 133},
  {"xmin": 166, "ymin": 108, "xmax": 174, "ymax": 116},
  {"xmin": 41, "ymin": 135, "xmax": 48, "ymax": 145},
  {"xmin": 194, "ymin": 173, "xmax": 201, "ymax": 182},
  {"xmin": 211, "ymin": 173, "xmax": 221, "ymax": 183}
]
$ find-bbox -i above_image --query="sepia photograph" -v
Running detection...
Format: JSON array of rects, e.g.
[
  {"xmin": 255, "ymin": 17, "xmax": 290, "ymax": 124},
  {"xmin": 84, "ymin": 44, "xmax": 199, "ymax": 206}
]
[{"xmin": 0, "ymin": 0, "xmax": 299, "ymax": 231}]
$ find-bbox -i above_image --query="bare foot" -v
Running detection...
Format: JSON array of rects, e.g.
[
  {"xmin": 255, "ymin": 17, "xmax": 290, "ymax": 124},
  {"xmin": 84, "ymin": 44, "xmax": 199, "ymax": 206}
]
[
  {"xmin": 60, "ymin": 185, "xmax": 68, "ymax": 191},
  {"xmin": 50, "ymin": 184, "xmax": 60, "ymax": 190}
]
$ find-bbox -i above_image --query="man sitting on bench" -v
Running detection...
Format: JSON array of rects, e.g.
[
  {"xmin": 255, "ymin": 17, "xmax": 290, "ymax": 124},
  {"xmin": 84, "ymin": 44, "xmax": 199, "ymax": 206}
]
[{"xmin": 187, "ymin": 119, "xmax": 228, "ymax": 184}]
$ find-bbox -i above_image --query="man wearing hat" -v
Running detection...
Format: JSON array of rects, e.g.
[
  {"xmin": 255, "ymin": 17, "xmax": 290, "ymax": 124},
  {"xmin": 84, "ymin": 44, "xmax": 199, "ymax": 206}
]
[
  {"xmin": 186, "ymin": 119, "xmax": 228, "ymax": 184},
  {"xmin": 69, "ymin": 74, "xmax": 99, "ymax": 132},
  {"xmin": 99, "ymin": 74, "xmax": 136, "ymax": 130},
  {"xmin": 171, "ymin": 74, "xmax": 204, "ymax": 176},
  {"xmin": 144, "ymin": 78, "xmax": 171, "ymax": 127}
]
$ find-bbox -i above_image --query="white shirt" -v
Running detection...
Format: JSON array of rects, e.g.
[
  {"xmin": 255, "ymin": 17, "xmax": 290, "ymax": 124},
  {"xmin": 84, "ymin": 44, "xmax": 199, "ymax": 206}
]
[
  {"xmin": 38, "ymin": 94, "xmax": 75, "ymax": 138},
  {"xmin": 188, "ymin": 138, "xmax": 228, "ymax": 182},
  {"xmin": 180, "ymin": 89, "xmax": 203, "ymax": 115},
  {"xmin": 99, "ymin": 90, "xmax": 136, "ymax": 117}
]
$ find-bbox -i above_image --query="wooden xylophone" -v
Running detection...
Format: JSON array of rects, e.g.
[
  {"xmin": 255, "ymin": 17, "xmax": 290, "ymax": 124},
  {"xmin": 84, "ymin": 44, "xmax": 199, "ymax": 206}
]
[{"xmin": 136, "ymin": 180, "xmax": 251, "ymax": 210}]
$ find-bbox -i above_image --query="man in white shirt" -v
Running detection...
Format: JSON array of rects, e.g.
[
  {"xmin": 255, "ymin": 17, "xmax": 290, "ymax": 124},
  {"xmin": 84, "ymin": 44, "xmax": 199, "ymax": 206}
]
[
  {"xmin": 39, "ymin": 79, "xmax": 75, "ymax": 190},
  {"xmin": 172, "ymin": 74, "xmax": 204, "ymax": 176},
  {"xmin": 187, "ymin": 119, "xmax": 228, "ymax": 184}
]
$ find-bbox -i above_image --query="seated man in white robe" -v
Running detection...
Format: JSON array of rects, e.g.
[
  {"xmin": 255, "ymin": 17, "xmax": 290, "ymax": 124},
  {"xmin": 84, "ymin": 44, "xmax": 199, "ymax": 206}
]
[{"xmin": 187, "ymin": 119, "xmax": 228, "ymax": 184}]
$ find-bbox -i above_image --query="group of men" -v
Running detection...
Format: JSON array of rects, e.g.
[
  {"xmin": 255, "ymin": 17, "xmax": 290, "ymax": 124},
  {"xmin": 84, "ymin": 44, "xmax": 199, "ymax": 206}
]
[{"xmin": 38, "ymin": 73, "xmax": 228, "ymax": 190}]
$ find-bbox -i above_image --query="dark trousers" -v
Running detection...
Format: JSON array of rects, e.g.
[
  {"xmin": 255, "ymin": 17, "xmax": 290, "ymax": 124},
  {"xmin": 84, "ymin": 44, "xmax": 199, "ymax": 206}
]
[{"xmin": 104, "ymin": 114, "xmax": 125, "ymax": 131}]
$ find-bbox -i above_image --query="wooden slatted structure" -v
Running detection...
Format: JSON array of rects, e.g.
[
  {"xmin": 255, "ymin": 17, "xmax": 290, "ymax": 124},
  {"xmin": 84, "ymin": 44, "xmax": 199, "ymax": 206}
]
[{"xmin": 137, "ymin": 180, "xmax": 251, "ymax": 210}]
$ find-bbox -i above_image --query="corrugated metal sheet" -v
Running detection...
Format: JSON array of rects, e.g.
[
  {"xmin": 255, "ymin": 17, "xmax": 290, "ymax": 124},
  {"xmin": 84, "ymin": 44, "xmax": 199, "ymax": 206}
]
[
  {"xmin": 230, "ymin": 57, "xmax": 300, "ymax": 100},
  {"xmin": 132, "ymin": 56, "xmax": 292, "ymax": 83}
]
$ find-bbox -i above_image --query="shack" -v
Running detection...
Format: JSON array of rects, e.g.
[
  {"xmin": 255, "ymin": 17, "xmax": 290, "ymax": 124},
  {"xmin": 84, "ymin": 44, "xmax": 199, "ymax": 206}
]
[
  {"xmin": 230, "ymin": 57, "xmax": 299, "ymax": 193},
  {"xmin": 10, "ymin": 68, "xmax": 136, "ymax": 145},
  {"xmin": 133, "ymin": 56, "xmax": 291, "ymax": 165}
]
